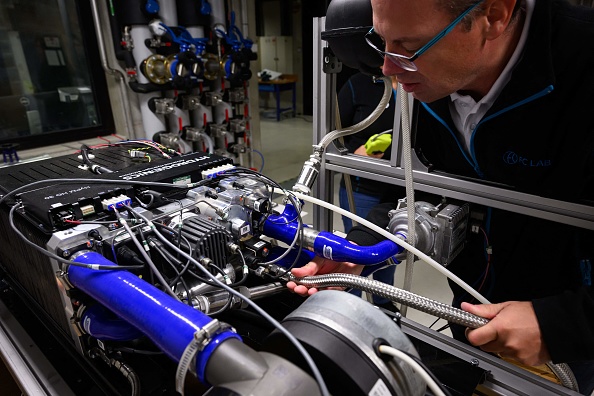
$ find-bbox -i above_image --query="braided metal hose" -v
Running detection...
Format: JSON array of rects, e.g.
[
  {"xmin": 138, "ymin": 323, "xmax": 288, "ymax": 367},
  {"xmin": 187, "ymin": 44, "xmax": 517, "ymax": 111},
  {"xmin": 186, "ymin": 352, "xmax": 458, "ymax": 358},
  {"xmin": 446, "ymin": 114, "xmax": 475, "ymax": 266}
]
[
  {"xmin": 287, "ymin": 273, "xmax": 488, "ymax": 328},
  {"xmin": 288, "ymin": 273, "xmax": 580, "ymax": 392},
  {"xmin": 546, "ymin": 362, "xmax": 579, "ymax": 393}
]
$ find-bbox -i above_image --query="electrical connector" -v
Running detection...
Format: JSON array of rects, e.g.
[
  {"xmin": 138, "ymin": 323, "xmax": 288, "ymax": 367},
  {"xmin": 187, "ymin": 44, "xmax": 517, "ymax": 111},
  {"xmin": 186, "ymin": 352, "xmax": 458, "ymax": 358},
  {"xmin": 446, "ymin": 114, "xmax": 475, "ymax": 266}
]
[
  {"xmin": 128, "ymin": 150, "xmax": 151, "ymax": 162},
  {"xmin": 101, "ymin": 194, "xmax": 133, "ymax": 211},
  {"xmin": 201, "ymin": 163, "xmax": 235, "ymax": 179},
  {"xmin": 55, "ymin": 210, "xmax": 75, "ymax": 225},
  {"xmin": 80, "ymin": 204, "xmax": 95, "ymax": 217}
]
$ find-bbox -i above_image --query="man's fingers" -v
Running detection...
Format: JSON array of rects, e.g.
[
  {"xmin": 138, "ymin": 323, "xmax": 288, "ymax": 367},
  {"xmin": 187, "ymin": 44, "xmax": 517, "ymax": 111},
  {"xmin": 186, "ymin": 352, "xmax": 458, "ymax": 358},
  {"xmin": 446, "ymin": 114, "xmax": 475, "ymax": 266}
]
[
  {"xmin": 291, "ymin": 261, "xmax": 321, "ymax": 277},
  {"xmin": 463, "ymin": 302, "xmax": 503, "ymax": 346},
  {"xmin": 287, "ymin": 282, "xmax": 318, "ymax": 296},
  {"xmin": 461, "ymin": 301, "xmax": 508, "ymax": 320},
  {"xmin": 466, "ymin": 324, "xmax": 499, "ymax": 347}
]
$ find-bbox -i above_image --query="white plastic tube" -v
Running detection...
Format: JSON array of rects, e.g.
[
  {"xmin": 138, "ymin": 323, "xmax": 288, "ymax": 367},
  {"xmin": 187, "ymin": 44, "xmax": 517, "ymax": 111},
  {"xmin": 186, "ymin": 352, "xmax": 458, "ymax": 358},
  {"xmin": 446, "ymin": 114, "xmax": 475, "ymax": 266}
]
[
  {"xmin": 318, "ymin": 77, "xmax": 393, "ymax": 149},
  {"xmin": 399, "ymin": 82, "xmax": 416, "ymax": 317},
  {"xmin": 378, "ymin": 345, "xmax": 446, "ymax": 396},
  {"xmin": 291, "ymin": 191, "xmax": 490, "ymax": 304}
]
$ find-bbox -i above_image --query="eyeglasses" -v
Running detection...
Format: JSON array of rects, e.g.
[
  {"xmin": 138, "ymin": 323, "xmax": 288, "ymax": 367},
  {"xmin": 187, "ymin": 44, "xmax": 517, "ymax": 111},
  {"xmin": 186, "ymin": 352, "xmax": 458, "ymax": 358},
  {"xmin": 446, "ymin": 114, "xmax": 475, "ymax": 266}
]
[{"xmin": 365, "ymin": 0, "xmax": 484, "ymax": 72}]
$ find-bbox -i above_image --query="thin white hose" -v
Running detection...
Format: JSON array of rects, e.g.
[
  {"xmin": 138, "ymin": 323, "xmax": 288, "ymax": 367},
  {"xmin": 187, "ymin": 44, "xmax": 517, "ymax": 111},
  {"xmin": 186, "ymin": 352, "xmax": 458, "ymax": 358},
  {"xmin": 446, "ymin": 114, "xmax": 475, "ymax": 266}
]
[
  {"xmin": 399, "ymin": 84, "xmax": 417, "ymax": 317},
  {"xmin": 318, "ymin": 77, "xmax": 393, "ymax": 149},
  {"xmin": 378, "ymin": 345, "xmax": 446, "ymax": 396},
  {"xmin": 291, "ymin": 191, "xmax": 490, "ymax": 304}
]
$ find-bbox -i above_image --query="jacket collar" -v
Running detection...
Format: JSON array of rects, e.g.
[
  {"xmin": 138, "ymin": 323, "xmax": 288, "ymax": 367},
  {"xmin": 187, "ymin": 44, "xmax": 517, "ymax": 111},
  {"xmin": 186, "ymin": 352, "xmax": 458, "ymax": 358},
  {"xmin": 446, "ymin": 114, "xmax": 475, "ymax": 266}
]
[
  {"xmin": 425, "ymin": 0, "xmax": 555, "ymax": 116},
  {"xmin": 493, "ymin": 0, "xmax": 555, "ymax": 109}
]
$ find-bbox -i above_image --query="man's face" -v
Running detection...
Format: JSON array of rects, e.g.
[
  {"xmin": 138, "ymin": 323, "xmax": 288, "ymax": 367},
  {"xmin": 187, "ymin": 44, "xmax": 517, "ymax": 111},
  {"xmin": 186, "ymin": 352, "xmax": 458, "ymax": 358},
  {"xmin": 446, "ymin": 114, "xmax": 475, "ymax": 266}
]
[{"xmin": 371, "ymin": 0, "xmax": 487, "ymax": 103}]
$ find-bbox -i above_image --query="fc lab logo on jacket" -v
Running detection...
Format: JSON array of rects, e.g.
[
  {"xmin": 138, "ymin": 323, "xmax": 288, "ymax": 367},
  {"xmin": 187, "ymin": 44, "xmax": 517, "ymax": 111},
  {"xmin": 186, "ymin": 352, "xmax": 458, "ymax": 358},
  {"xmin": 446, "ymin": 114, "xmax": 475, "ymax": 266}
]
[{"xmin": 503, "ymin": 151, "xmax": 552, "ymax": 167}]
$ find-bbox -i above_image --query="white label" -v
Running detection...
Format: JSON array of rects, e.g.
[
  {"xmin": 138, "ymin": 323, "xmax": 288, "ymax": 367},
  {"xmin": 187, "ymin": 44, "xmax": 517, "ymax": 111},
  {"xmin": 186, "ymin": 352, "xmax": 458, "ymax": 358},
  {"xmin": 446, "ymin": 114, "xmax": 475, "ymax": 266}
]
[
  {"xmin": 323, "ymin": 245, "xmax": 333, "ymax": 260},
  {"xmin": 173, "ymin": 175, "xmax": 191, "ymax": 185}
]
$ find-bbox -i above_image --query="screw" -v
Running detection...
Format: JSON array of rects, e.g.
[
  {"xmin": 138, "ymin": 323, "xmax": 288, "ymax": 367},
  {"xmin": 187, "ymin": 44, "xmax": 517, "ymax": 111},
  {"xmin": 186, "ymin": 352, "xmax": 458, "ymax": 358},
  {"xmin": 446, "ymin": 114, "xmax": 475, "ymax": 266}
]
[{"xmin": 470, "ymin": 358, "xmax": 480, "ymax": 366}]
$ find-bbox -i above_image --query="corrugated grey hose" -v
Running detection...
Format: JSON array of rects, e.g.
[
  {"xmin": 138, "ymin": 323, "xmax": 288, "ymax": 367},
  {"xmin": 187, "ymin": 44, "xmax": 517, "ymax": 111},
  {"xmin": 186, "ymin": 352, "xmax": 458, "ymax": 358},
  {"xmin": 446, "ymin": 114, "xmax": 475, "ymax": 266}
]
[
  {"xmin": 288, "ymin": 273, "xmax": 580, "ymax": 392},
  {"xmin": 398, "ymin": 83, "xmax": 416, "ymax": 318},
  {"xmin": 288, "ymin": 273, "xmax": 487, "ymax": 328}
]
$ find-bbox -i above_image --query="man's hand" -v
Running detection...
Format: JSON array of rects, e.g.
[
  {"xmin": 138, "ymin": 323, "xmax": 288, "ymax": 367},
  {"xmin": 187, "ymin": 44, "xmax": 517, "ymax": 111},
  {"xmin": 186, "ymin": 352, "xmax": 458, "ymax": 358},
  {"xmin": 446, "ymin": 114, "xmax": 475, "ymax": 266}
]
[
  {"xmin": 286, "ymin": 256, "xmax": 364, "ymax": 296},
  {"xmin": 463, "ymin": 301, "xmax": 551, "ymax": 366}
]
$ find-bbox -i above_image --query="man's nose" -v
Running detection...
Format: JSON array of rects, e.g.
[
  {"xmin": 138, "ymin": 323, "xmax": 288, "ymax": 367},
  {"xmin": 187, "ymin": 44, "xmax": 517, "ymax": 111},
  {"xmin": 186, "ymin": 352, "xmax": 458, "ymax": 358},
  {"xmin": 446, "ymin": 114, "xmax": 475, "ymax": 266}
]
[{"xmin": 382, "ymin": 56, "xmax": 405, "ymax": 76}]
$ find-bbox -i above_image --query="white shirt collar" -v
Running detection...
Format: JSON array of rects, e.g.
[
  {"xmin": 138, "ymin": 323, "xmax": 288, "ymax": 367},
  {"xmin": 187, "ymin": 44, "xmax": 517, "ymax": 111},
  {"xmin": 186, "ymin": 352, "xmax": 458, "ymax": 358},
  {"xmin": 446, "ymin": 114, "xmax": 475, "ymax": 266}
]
[{"xmin": 450, "ymin": 0, "xmax": 534, "ymax": 109}]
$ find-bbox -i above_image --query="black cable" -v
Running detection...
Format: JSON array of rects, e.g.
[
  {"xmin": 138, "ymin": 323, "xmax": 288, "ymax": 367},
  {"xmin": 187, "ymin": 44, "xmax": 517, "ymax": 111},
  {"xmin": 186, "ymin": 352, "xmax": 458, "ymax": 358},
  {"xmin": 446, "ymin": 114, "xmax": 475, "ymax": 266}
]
[
  {"xmin": 146, "ymin": 236, "xmax": 192, "ymax": 284},
  {"xmin": 230, "ymin": 250, "xmax": 249, "ymax": 287},
  {"xmin": 206, "ymin": 291, "xmax": 233, "ymax": 316},
  {"xmin": 428, "ymin": 317, "xmax": 441, "ymax": 329},
  {"xmin": 8, "ymin": 204, "xmax": 143, "ymax": 271},
  {"xmin": 147, "ymin": 238, "xmax": 192, "ymax": 306},
  {"xmin": 112, "ymin": 347, "xmax": 163, "ymax": 356},
  {"xmin": 113, "ymin": 207, "xmax": 178, "ymax": 300},
  {"xmin": 214, "ymin": 167, "xmax": 307, "ymax": 269},
  {"xmin": 131, "ymin": 209, "xmax": 330, "ymax": 396},
  {"xmin": 148, "ymin": 225, "xmax": 221, "ymax": 289},
  {"xmin": 80, "ymin": 144, "xmax": 114, "ymax": 174}
]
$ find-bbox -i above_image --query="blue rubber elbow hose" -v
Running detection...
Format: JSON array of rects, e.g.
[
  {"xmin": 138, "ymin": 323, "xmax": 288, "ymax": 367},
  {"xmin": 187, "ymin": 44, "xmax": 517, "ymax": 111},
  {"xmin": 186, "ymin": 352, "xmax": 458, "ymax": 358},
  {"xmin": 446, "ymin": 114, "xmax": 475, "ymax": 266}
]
[
  {"xmin": 263, "ymin": 206, "xmax": 403, "ymax": 265},
  {"xmin": 69, "ymin": 251, "xmax": 241, "ymax": 384},
  {"xmin": 80, "ymin": 303, "xmax": 144, "ymax": 341}
]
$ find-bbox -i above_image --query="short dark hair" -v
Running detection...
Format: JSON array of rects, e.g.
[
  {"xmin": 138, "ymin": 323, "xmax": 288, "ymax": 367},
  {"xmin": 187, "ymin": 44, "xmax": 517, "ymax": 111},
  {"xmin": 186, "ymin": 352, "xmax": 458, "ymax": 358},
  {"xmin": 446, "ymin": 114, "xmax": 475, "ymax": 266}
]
[{"xmin": 437, "ymin": 0, "xmax": 523, "ymax": 30}]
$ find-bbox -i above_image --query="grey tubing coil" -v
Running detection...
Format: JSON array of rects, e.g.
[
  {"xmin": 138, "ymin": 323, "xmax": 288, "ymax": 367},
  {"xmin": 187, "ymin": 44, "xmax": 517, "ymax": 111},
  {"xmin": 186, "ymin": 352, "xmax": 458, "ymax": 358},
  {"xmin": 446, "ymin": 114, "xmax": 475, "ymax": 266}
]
[{"xmin": 289, "ymin": 273, "xmax": 580, "ymax": 393}]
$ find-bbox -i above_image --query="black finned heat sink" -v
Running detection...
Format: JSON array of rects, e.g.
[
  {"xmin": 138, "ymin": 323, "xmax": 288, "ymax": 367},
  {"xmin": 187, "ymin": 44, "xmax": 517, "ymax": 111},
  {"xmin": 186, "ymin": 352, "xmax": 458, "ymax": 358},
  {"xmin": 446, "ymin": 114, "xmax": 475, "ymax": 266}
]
[{"xmin": 181, "ymin": 216, "xmax": 233, "ymax": 271}]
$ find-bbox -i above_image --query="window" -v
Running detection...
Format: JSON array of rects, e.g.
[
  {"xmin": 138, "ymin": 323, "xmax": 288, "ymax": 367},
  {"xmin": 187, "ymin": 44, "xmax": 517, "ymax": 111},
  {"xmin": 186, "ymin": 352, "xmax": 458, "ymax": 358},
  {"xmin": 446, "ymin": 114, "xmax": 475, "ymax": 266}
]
[{"xmin": 0, "ymin": 0, "xmax": 114, "ymax": 151}]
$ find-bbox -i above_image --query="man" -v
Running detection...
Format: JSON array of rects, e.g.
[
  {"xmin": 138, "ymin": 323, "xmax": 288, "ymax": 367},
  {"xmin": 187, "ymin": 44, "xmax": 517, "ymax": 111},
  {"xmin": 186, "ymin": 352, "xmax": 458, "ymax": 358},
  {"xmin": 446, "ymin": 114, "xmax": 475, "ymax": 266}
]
[{"xmin": 288, "ymin": 0, "xmax": 594, "ymax": 393}]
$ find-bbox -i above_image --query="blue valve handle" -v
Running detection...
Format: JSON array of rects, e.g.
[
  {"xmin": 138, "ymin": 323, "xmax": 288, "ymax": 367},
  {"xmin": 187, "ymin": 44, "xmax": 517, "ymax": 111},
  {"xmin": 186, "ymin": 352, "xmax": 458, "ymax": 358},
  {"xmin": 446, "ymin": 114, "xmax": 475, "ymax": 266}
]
[
  {"xmin": 200, "ymin": 0, "xmax": 212, "ymax": 15},
  {"xmin": 145, "ymin": 0, "xmax": 159, "ymax": 14}
]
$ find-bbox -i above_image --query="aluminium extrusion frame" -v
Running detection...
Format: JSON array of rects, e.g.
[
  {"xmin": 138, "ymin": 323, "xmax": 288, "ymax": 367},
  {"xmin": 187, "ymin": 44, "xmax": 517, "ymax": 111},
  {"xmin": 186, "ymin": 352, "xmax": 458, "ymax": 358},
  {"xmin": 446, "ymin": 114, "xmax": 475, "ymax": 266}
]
[
  {"xmin": 312, "ymin": 16, "xmax": 591, "ymax": 395},
  {"xmin": 311, "ymin": 20, "xmax": 594, "ymax": 233},
  {"xmin": 400, "ymin": 317, "xmax": 582, "ymax": 396}
]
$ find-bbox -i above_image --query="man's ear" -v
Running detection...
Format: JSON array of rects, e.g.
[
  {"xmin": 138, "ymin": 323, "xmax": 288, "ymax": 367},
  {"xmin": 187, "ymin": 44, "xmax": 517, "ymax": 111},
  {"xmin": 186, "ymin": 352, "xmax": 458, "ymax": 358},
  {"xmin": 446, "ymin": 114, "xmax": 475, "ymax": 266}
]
[{"xmin": 482, "ymin": 0, "xmax": 518, "ymax": 40}]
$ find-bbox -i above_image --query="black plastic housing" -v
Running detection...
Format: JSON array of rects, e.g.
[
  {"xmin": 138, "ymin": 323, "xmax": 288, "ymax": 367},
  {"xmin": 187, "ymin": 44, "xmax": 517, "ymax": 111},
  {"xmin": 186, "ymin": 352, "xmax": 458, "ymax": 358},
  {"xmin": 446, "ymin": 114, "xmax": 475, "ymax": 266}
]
[{"xmin": 322, "ymin": 0, "xmax": 383, "ymax": 76}]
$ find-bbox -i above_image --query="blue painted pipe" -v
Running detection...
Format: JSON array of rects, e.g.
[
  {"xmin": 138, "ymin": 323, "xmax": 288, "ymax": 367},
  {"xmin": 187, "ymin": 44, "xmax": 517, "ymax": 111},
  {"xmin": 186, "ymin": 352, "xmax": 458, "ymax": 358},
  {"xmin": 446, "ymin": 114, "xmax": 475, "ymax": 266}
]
[
  {"xmin": 69, "ymin": 251, "xmax": 241, "ymax": 383},
  {"xmin": 263, "ymin": 204, "xmax": 403, "ymax": 265},
  {"xmin": 80, "ymin": 304, "xmax": 144, "ymax": 341}
]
